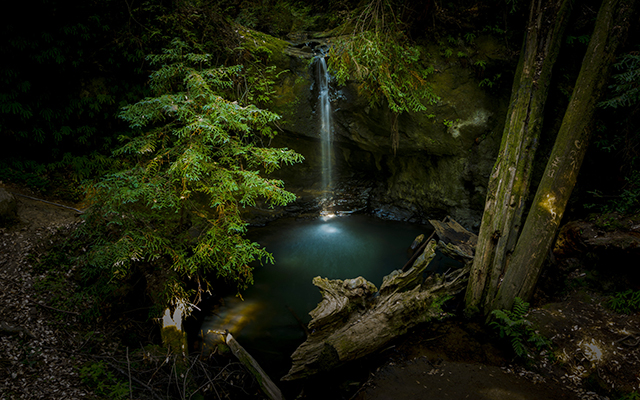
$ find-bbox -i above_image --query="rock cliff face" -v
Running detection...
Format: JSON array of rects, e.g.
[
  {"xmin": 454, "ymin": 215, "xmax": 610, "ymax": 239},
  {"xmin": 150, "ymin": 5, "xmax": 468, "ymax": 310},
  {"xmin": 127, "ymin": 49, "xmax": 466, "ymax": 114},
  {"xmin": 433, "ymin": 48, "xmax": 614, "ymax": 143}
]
[{"xmin": 268, "ymin": 36, "xmax": 511, "ymax": 229}]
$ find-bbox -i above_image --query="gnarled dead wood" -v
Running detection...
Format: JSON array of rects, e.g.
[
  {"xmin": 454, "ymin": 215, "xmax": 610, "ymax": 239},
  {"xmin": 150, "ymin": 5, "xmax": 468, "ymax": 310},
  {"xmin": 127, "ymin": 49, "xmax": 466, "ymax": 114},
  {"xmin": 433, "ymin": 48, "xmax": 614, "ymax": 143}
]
[{"xmin": 282, "ymin": 219, "xmax": 477, "ymax": 381}]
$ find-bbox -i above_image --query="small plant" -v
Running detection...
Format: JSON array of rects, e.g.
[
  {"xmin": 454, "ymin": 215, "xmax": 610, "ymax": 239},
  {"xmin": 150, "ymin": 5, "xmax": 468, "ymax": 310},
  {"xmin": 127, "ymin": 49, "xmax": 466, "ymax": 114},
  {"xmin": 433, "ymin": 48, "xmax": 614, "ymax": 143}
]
[
  {"xmin": 479, "ymin": 73, "xmax": 502, "ymax": 89},
  {"xmin": 618, "ymin": 391, "xmax": 640, "ymax": 400},
  {"xmin": 474, "ymin": 60, "xmax": 487, "ymax": 70},
  {"xmin": 608, "ymin": 290, "xmax": 640, "ymax": 314},
  {"xmin": 79, "ymin": 361, "xmax": 129, "ymax": 399},
  {"xmin": 482, "ymin": 25, "xmax": 505, "ymax": 35},
  {"xmin": 443, "ymin": 118, "xmax": 458, "ymax": 128},
  {"xmin": 566, "ymin": 35, "xmax": 590, "ymax": 45},
  {"xmin": 505, "ymin": 0, "xmax": 520, "ymax": 13},
  {"xmin": 464, "ymin": 32, "xmax": 476, "ymax": 44},
  {"xmin": 489, "ymin": 297, "xmax": 552, "ymax": 359}
]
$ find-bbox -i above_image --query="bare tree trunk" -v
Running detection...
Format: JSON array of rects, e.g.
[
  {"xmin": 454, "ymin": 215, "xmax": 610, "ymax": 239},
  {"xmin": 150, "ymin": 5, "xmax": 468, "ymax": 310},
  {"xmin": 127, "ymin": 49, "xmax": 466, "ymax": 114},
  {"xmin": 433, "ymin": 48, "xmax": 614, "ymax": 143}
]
[
  {"xmin": 490, "ymin": 0, "xmax": 638, "ymax": 312},
  {"xmin": 464, "ymin": 0, "xmax": 572, "ymax": 317}
]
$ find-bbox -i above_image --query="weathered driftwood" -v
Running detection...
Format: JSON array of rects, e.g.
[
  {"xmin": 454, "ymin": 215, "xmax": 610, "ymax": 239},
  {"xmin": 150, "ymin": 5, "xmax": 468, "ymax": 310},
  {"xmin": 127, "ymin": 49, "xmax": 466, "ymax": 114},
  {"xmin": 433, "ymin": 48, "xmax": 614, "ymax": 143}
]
[
  {"xmin": 225, "ymin": 333, "xmax": 284, "ymax": 400},
  {"xmin": 282, "ymin": 219, "xmax": 477, "ymax": 381}
]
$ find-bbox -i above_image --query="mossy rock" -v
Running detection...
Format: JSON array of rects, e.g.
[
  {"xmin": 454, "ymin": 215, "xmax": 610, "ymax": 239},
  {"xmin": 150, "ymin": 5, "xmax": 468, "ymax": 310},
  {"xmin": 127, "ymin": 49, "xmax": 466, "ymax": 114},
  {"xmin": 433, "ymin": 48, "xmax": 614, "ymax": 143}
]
[{"xmin": 0, "ymin": 188, "xmax": 18, "ymax": 226}]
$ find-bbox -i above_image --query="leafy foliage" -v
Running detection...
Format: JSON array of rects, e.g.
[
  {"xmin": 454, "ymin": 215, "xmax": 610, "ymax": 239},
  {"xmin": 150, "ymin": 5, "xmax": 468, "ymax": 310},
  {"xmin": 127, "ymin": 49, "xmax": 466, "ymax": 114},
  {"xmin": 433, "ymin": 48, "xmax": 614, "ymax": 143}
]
[
  {"xmin": 617, "ymin": 392, "xmax": 640, "ymax": 400},
  {"xmin": 600, "ymin": 50, "xmax": 640, "ymax": 109},
  {"xmin": 81, "ymin": 39, "xmax": 303, "ymax": 314},
  {"xmin": 608, "ymin": 290, "xmax": 640, "ymax": 314},
  {"xmin": 79, "ymin": 361, "xmax": 129, "ymax": 399},
  {"xmin": 230, "ymin": 28, "xmax": 291, "ymax": 108},
  {"xmin": 489, "ymin": 297, "xmax": 551, "ymax": 359},
  {"xmin": 327, "ymin": 0, "xmax": 439, "ymax": 153},
  {"xmin": 587, "ymin": 48, "xmax": 640, "ymax": 215},
  {"xmin": 587, "ymin": 171, "xmax": 640, "ymax": 215},
  {"xmin": 233, "ymin": 0, "xmax": 319, "ymax": 35},
  {"xmin": 0, "ymin": 0, "xmax": 169, "ymax": 192}
]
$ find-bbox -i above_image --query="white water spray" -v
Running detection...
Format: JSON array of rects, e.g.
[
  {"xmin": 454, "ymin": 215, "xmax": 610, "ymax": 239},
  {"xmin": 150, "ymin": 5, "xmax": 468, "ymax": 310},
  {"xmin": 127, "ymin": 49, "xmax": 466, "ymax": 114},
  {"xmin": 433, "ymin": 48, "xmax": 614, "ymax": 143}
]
[{"xmin": 317, "ymin": 55, "xmax": 333, "ymax": 197}]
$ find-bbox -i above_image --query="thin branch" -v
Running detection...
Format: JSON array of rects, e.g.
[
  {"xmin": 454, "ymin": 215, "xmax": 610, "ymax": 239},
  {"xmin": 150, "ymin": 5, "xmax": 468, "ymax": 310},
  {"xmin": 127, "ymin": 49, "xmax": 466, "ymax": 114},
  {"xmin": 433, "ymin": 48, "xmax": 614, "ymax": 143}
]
[
  {"xmin": 11, "ymin": 192, "xmax": 85, "ymax": 214},
  {"xmin": 127, "ymin": 347, "xmax": 133, "ymax": 400},
  {"xmin": 30, "ymin": 299, "xmax": 81, "ymax": 316},
  {"xmin": 108, "ymin": 361, "xmax": 164, "ymax": 400}
]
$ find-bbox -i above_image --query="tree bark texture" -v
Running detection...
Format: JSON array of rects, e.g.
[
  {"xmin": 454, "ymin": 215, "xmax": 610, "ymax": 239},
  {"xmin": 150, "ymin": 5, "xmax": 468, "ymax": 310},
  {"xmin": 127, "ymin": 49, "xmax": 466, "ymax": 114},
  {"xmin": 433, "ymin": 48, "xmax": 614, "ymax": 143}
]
[
  {"xmin": 464, "ymin": 0, "xmax": 572, "ymax": 316},
  {"xmin": 491, "ymin": 0, "xmax": 638, "ymax": 312},
  {"xmin": 282, "ymin": 219, "xmax": 476, "ymax": 381}
]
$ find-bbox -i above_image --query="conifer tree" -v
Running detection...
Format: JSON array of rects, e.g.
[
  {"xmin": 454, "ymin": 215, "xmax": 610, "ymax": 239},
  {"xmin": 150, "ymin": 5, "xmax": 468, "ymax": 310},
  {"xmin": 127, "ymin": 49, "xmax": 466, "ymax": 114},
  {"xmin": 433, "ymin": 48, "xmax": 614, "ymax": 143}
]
[{"xmin": 82, "ymin": 39, "xmax": 303, "ymax": 318}]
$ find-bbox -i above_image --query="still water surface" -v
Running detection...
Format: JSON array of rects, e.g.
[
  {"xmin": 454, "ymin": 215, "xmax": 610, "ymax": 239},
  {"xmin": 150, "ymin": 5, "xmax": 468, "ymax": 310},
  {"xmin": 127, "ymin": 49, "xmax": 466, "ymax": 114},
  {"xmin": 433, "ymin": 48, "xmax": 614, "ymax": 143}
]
[{"xmin": 200, "ymin": 214, "xmax": 430, "ymax": 375}]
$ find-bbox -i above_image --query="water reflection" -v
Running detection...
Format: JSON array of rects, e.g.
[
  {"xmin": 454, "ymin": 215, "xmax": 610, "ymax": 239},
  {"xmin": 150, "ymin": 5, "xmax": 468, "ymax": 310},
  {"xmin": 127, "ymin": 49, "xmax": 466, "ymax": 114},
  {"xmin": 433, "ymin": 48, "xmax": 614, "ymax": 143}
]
[{"xmin": 318, "ymin": 222, "xmax": 339, "ymax": 234}]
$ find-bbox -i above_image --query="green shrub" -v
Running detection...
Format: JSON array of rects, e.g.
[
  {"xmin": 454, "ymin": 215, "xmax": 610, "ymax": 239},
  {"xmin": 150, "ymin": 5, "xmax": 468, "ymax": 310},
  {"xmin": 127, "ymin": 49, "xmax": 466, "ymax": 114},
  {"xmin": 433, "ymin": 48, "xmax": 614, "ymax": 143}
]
[
  {"xmin": 81, "ymin": 38, "xmax": 303, "ymax": 315},
  {"xmin": 79, "ymin": 361, "xmax": 129, "ymax": 399},
  {"xmin": 608, "ymin": 290, "xmax": 640, "ymax": 314},
  {"xmin": 489, "ymin": 297, "xmax": 551, "ymax": 359}
]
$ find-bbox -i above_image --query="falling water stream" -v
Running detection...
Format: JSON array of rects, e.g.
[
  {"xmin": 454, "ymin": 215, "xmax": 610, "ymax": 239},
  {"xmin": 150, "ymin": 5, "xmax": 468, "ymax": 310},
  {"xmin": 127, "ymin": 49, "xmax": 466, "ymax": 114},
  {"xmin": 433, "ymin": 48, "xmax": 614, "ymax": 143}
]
[
  {"xmin": 317, "ymin": 55, "xmax": 333, "ymax": 196},
  {"xmin": 198, "ymin": 51, "xmax": 438, "ymax": 378}
]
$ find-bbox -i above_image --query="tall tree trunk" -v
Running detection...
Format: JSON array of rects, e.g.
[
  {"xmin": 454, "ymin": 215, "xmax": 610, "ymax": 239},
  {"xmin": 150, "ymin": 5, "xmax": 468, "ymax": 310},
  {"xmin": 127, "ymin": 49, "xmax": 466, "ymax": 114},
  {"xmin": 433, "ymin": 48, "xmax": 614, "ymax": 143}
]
[
  {"xmin": 464, "ymin": 0, "xmax": 572, "ymax": 317},
  {"xmin": 490, "ymin": 0, "xmax": 638, "ymax": 312}
]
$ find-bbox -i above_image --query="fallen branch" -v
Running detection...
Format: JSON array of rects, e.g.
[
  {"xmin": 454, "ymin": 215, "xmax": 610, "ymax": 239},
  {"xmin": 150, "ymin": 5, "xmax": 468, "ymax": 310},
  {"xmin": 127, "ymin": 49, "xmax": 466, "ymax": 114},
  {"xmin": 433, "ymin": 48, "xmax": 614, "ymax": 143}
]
[
  {"xmin": 11, "ymin": 192, "xmax": 85, "ymax": 214},
  {"xmin": 616, "ymin": 333, "xmax": 640, "ymax": 347},
  {"xmin": 224, "ymin": 332, "xmax": 284, "ymax": 400},
  {"xmin": 126, "ymin": 347, "xmax": 132, "ymax": 400},
  {"xmin": 108, "ymin": 361, "xmax": 164, "ymax": 400},
  {"xmin": 402, "ymin": 229, "xmax": 437, "ymax": 272},
  {"xmin": 30, "ymin": 299, "xmax": 81, "ymax": 316}
]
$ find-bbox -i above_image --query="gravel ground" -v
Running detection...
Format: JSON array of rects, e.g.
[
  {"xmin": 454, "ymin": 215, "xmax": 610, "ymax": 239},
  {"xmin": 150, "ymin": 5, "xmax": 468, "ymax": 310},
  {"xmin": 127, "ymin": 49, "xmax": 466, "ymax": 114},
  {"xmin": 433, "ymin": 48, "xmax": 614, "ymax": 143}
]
[{"xmin": 0, "ymin": 193, "xmax": 94, "ymax": 399}]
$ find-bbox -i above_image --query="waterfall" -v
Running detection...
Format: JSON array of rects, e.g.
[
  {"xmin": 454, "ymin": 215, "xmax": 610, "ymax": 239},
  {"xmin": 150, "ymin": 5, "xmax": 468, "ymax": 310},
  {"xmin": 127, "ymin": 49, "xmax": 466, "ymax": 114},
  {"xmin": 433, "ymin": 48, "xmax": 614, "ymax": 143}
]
[{"xmin": 317, "ymin": 55, "xmax": 333, "ymax": 196}]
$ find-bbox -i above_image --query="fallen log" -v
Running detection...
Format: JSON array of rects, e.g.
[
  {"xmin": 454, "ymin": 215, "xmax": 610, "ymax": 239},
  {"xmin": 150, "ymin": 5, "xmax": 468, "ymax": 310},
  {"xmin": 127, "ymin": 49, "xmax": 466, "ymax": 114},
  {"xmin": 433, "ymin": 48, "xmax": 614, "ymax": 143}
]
[{"xmin": 282, "ymin": 218, "xmax": 477, "ymax": 381}]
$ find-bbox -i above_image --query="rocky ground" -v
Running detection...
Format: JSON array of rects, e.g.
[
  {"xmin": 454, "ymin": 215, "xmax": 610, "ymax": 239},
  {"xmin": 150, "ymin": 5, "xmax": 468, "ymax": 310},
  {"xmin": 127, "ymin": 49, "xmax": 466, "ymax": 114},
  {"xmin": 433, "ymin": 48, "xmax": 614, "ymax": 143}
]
[
  {"xmin": 0, "ymin": 187, "xmax": 260, "ymax": 400},
  {"xmin": 350, "ymin": 216, "xmax": 640, "ymax": 400},
  {"xmin": 1, "ymin": 184, "xmax": 639, "ymax": 399},
  {"xmin": 0, "ymin": 188, "xmax": 94, "ymax": 398},
  {"xmin": 351, "ymin": 289, "xmax": 640, "ymax": 400}
]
